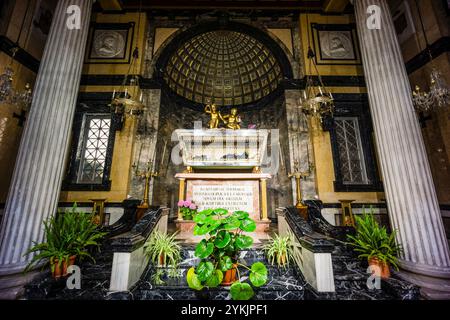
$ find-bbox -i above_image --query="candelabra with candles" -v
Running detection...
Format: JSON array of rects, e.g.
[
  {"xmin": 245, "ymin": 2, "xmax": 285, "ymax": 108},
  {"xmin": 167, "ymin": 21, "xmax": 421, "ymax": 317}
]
[
  {"xmin": 132, "ymin": 159, "xmax": 159, "ymax": 210},
  {"xmin": 288, "ymin": 160, "xmax": 312, "ymax": 219}
]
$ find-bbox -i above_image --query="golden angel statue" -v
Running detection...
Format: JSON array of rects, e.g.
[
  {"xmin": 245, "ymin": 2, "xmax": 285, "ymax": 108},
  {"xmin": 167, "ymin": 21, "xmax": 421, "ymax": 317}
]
[
  {"xmin": 220, "ymin": 107, "xmax": 241, "ymax": 130},
  {"xmin": 204, "ymin": 103, "xmax": 222, "ymax": 129}
]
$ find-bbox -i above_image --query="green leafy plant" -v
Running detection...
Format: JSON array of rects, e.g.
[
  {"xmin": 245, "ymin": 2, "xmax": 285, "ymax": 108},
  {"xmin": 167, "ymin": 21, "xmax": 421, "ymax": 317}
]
[
  {"xmin": 186, "ymin": 208, "xmax": 268, "ymax": 300},
  {"xmin": 263, "ymin": 233, "xmax": 294, "ymax": 268},
  {"xmin": 144, "ymin": 231, "xmax": 181, "ymax": 266},
  {"xmin": 346, "ymin": 208, "xmax": 402, "ymax": 270},
  {"xmin": 144, "ymin": 231, "xmax": 182, "ymax": 285},
  {"xmin": 25, "ymin": 203, "xmax": 107, "ymax": 274}
]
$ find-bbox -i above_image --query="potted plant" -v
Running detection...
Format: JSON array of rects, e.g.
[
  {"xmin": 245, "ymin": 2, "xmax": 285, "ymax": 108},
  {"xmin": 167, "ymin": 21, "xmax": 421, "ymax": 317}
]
[
  {"xmin": 178, "ymin": 199, "xmax": 198, "ymax": 220},
  {"xmin": 144, "ymin": 230, "xmax": 182, "ymax": 284},
  {"xmin": 346, "ymin": 208, "xmax": 402, "ymax": 278},
  {"xmin": 263, "ymin": 233, "xmax": 294, "ymax": 268},
  {"xmin": 25, "ymin": 204, "xmax": 107, "ymax": 279},
  {"xmin": 186, "ymin": 208, "xmax": 268, "ymax": 300},
  {"xmin": 144, "ymin": 230, "xmax": 181, "ymax": 267}
]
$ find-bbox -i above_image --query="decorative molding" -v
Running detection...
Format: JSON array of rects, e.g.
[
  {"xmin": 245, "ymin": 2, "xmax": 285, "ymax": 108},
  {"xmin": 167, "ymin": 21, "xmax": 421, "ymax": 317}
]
[
  {"xmin": 85, "ymin": 22, "xmax": 135, "ymax": 64},
  {"xmin": 310, "ymin": 23, "xmax": 362, "ymax": 65}
]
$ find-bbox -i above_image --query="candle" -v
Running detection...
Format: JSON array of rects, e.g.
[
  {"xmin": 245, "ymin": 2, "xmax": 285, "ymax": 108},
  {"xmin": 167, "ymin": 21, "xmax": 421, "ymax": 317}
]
[
  {"xmin": 160, "ymin": 141, "xmax": 167, "ymax": 171},
  {"xmin": 306, "ymin": 141, "xmax": 310, "ymax": 171},
  {"xmin": 112, "ymin": 89, "xmax": 116, "ymax": 99},
  {"xmin": 139, "ymin": 91, "xmax": 143, "ymax": 102}
]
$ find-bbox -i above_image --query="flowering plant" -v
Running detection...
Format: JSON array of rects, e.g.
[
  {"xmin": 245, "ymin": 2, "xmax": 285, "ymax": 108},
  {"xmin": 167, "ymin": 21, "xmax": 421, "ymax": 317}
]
[{"xmin": 178, "ymin": 199, "xmax": 198, "ymax": 220}]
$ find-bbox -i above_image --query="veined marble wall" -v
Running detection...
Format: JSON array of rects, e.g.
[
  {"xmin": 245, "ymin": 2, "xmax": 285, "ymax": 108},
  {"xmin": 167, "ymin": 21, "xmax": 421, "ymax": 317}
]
[
  {"xmin": 129, "ymin": 89, "xmax": 161, "ymax": 200},
  {"xmin": 285, "ymin": 90, "xmax": 317, "ymax": 202}
]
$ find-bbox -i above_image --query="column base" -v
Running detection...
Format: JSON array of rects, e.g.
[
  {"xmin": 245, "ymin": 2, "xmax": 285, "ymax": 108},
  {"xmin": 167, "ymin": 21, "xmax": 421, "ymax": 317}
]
[
  {"xmin": 0, "ymin": 270, "xmax": 41, "ymax": 300},
  {"xmin": 399, "ymin": 259, "xmax": 450, "ymax": 279},
  {"xmin": 395, "ymin": 269, "xmax": 450, "ymax": 300}
]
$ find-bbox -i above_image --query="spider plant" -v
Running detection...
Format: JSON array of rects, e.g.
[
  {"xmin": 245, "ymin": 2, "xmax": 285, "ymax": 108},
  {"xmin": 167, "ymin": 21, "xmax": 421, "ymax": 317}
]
[
  {"xmin": 144, "ymin": 231, "xmax": 181, "ymax": 267},
  {"xmin": 263, "ymin": 233, "xmax": 294, "ymax": 268},
  {"xmin": 346, "ymin": 208, "xmax": 402, "ymax": 271}
]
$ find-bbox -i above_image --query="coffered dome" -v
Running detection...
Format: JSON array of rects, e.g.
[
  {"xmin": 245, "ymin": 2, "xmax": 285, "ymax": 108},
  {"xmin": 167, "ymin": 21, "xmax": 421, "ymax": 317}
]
[{"xmin": 163, "ymin": 30, "xmax": 283, "ymax": 106}]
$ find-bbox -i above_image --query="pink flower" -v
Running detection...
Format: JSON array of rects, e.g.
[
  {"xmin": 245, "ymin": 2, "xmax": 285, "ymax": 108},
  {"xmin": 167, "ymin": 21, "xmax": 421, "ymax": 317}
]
[
  {"xmin": 177, "ymin": 200, "xmax": 184, "ymax": 207},
  {"xmin": 189, "ymin": 204, "xmax": 197, "ymax": 210},
  {"xmin": 184, "ymin": 200, "xmax": 192, "ymax": 207}
]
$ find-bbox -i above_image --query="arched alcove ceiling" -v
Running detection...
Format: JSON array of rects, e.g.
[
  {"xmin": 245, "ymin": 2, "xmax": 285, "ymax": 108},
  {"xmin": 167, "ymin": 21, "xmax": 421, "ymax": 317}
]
[{"xmin": 155, "ymin": 22, "xmax": 293, "ymax": 111}]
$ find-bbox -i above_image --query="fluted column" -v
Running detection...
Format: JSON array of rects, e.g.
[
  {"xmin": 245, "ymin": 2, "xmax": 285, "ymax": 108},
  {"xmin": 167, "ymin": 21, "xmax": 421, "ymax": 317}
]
[
  {"xmin": 353, "ymin": 0, "xmax": 450, "ymax": 295},
  {"xmin": 0, "ymin": 0, "xmax": 92, "ymax": 296}
]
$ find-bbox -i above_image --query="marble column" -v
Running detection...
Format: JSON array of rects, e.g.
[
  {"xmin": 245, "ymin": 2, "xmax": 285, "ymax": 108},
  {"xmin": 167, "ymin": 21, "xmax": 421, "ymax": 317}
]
[
  {"xmin": 0, "ymin": 0, "xmax": 92, "ymax": 298},
  {"xmin": 353, "ymin": 0, "xmax": 450, "ymax": 297}
]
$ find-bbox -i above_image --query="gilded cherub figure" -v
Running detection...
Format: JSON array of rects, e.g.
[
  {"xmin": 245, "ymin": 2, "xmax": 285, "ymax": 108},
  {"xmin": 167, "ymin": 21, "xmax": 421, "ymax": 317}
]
[
  {"xmin": 204, "ymin": 103, "xmax": 221, "ymax": 129},
  {"xmin": 220, "ymin": 107, "xmax": 241, "ymax": 130}
]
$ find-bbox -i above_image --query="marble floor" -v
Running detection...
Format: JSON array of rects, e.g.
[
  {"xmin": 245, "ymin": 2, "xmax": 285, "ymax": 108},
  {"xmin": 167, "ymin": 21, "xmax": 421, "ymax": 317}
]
[{"xmin": 24, "ymin": 237, "xmax": 419, "ymax": 300}]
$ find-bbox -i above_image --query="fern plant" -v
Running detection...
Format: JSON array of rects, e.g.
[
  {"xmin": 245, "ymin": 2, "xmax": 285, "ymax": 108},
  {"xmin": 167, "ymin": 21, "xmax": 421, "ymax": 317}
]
[
  {"xmin": 25, "ymin": 203, "xmax": 107, "ymax": 273},
  {"xmin": 263, "ymin": 234, "xmax": 294, "ymax": 268},
  {"xmin": 346, "ymin": 208, "xmax": 402, "ymax": 270}
]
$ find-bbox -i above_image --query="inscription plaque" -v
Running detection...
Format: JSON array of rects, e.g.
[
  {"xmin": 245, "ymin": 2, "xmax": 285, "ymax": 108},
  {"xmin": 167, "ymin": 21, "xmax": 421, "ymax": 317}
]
[{"xmin": 186, "ymin": 180, "xmax": 260, "ymax": 219}]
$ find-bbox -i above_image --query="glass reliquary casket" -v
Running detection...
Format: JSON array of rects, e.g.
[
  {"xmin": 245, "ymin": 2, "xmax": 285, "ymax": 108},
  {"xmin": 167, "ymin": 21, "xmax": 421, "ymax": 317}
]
[{"xmin": 174, "ymin": 129, "xmax": 269, "ymax": 169}]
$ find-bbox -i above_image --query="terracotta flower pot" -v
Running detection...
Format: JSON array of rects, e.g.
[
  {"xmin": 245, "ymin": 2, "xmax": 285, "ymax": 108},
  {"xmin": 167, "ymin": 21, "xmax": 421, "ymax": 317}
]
[
  {"xmin": 159, "ymin": 254, "xmax": 166, "ymax": 267},
  {"xmin": 221, "ymin": 264, "xmax": 238, "ymax": 286},
  {"xmin": 368, "ymin": 257, "xmax": 390, "ymax": 279},
  {"xmin": 277, "ymin": 252, "xmax": 287, "ymax": 266},
  {"xmin": 51, "ymin": 255, "xmax": 76, "ymax": 279}
]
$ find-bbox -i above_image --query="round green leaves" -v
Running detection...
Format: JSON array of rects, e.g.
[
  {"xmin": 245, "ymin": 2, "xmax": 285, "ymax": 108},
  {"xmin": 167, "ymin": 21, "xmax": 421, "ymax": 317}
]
[
  {"xmin": 214, "ymin": 230, "xmax": 231, "ymax": 248},
  {"xmin": 239, "ymin": 218, "xmax": 256, "ymax": 232},
  {"xmin": 205, "ymin": 269, "xmax": 223, "ymax": 288},
  {"xmin": 235, "ymin": 235, "xmax": 253, "ymax": 249},
  {"xmin": 218, "ymin": 255, "xmax": 233, "ymax": 272},
  {"xmin": 186, "ymin": 267, "xmax": 203, "ymax": 291},
  {"xmin": 196, "ymin": 261, "xmax": 214, "ymax": 281},
  {"xmin": 230, "ymin": 282, "xmax": 254, "ymax": 300},
  {"xmin": 195, "ymin": 239, "xmax": 214, "ymax": 259},
  {"xmin": 249, "ymin": 262, "xmax": 268, "ymax": 287}
]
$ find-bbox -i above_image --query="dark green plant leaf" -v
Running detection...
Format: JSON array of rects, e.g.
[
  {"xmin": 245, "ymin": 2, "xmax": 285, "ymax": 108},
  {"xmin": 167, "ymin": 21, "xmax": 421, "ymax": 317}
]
[
  {"xmin": 186, "ymin": 267, "xmax": 203, "ymax": 290},
  {"xmin": 214, "ymin": 230, "xmax": 231, "ymax": 248},
  {"xmin": 205, "ymin": 269, "xmax": 224, "ymax": 288},
  {"xmin": 239, "ymin": 218, "xmax": 256, "ymax": 232},
  {"xmin": 235, "ymin": 235, "xmax": 253, "ymax": 249},
  {"xmin": 222, "ymin": 217, "xmax": 241, "ymax": 230},
  {"xmin": 249, "ymin": 262, "xmax": 268, "ymax": 287},
  {"xmin": 218, "ymin": 255, "xmax": 233, "ymax": 271},
  {"xmin": 196, "ymin": 261, "xmax": 214, "ymax": 281},
  {"xmin": 193, "ymin": 218, "xmax": 221, "ymax": 235},
  {"xmin": 233, "ymin": 211, "xmax": 249, "ymax": 220},
  {"xmin": 195, "ymin": 240, "xmax": 214, "ymax": 259},
  {"xmin": 193, "ymin": 213, "xmax": 208, "ymax": 224},
  {"xmin": 230, "ymin": 282, "xmax": 254, "ymax": 300}
]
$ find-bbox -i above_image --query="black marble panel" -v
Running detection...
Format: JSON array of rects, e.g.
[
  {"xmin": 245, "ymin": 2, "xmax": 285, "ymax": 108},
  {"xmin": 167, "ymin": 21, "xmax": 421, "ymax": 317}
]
[
  {"xmin": 304, "ymin": 200, "xmax": 355, "ymax": 242},
  {"xmin": 108, "ymin": 207, "xmax": 163, "ymax": 252}
]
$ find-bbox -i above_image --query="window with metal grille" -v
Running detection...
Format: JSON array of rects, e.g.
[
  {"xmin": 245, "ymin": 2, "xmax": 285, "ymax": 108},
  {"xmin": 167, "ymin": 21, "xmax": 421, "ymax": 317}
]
[
  {"xmin": 334, "ymin": 117, "xmax": 369, "ymax": 185},
  {"xmin": 76, "ymin": 114, "xmax": 111, "ymax": 184}
]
